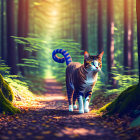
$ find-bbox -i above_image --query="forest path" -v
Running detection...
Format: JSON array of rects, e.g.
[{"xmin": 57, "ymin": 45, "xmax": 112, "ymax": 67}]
[{"xmin": 0, "ymin": 79, "xmax": 119, "ymax": 140}]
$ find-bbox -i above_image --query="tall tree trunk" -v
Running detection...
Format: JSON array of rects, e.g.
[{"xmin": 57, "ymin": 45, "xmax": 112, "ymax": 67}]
[
  {"xmin": 18, "ymin": 0, "xmax": 25, "ymax": 75},
  {"xmin": 81, "ymin": 0, "xmax": 88, "ymax": 51},
  {"xmin": 136, "ymin": 0, "xmax": 140, "ymax": 84},
  {"xmin": 72, "ymin": 0, "xmax": 78, "ymax": 42},
  {"xmin": 24, "ymin": 0, "xmax": 30, "ymax": 60},
  {"xmin": 25, "ymin": 0, "xmax": 29, "ymax": 38},
  {"xmin": 124, "ymin": 0, "xmax": 133, "ymax": 74},
  {"xmin": 6, "ymin": 0, "xmax": 17, "ymax": 74},
  {"xmin": 98, "ymin": 0, "xmax": 103, "ymax": 53},
  {"xmin": 107, "ymin": 0, "xmax": 116, "ymax": 87},
  {"xmin": 1, "ymin": 0, "xmax": 4, "ymax": 60},
  {"xmin": 130, "ymin": 0, "xmax": 134, "ymax": 70}
]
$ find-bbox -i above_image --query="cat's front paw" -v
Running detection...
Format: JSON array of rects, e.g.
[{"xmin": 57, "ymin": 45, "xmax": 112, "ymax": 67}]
[
  {"xmin": 79, "ymin": 109, "xmax": 84, "ymax": 114},
  {"xmin": 84, "ymin": 108, "xmax": 89, "ymax": 113},
  {"xmin": 73, "ymin": 104, "xmax": 77, "ymax": 110},
  {"xmin": 69, "ymin": 105, "xmax": 73, "ymax": 112}
]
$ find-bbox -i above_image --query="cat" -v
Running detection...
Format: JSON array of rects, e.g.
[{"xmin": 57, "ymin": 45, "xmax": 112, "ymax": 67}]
[{"xmin": 52, "ymin": 49, "xmax": 104, "ymax": 113}]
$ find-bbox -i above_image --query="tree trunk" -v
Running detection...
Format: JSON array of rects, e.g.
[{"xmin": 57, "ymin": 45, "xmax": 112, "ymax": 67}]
[
  {"xmin": 25, "ymin": 0, "xmax": 29, "ymax": 38},
  {"xmin": 136, "ymin": 0, "xmax": 140, "ymax": 84},
  {"xmin": 124, "ymin": 0, "xmax": 133, "ymax": 74},
  {"xmin": 24, "ymin": 0, "xmax": 30, "ymax": 61},
  {"xmin": 130, "ymin": 0, "xmax": 134, "ymax": 71},
  {"xmin": 72, "ymin": 0, "xmax": 78, "ymax": 42},
  {"xmin": 1, "ymin": 0, "xmax": 4, "ymax": 60},
  {"xmin": 81, "ymin": 0, "xmax": 88, "ymax": 51},
  {"xmin": 6, "ymin": 0, "xmax": 18, "ymax": 74},
  {"xmin": 107, "ymin": 0, "xmax": 116, "ymax": 87},
  {"xmin": 18, "ymin": 0, "xmax": 25, "ymax": 75},
  {"xmin": 98, "ymin": 0, "xmax": 103, "ymax": 53}
]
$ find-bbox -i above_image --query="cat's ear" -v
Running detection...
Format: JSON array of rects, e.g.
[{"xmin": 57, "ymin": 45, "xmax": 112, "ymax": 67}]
[
  {"xmin": 84, "ymin": 51, "xmax": 89, "ymax": 59},
  {"xmin": 98, "ymin": 51, "xmax": 104, "ymax": 59}
]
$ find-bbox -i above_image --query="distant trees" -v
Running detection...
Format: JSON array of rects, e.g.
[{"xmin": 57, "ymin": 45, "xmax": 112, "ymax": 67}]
[
  {"xmin": 130, "ymin": 0, "xmax": 134, "ymax": 70},
  {"xmin": 1, "ymin": 0, "xmax": 4, "ymax": 60},
  {"xmin": 98, "ymin": 0, "xmax": 103, "ymax": 53},
  {"xmin": 25, "ymin": 0, "xmax": 29, "ymax": 38},
  {"xmin": 123, "ymin": 0, "xmax": 133, "ymax": 74},
  {"xmin": 81, "ymin": 0, "xmax": 88, "ymax": 51},
  {"xmin": 6, "ymin": 0, "xmax": 18, "ymax": 74},
  {"xmin": 0, "ymin": 0, "xmax": 138, "ymax": 87},
  {"xmin": 136, "ymin": 0, "xmax": 140, "ymax": 84},
  {"xmin": 18, "ymin": 0, "xmax": 25, "ymax": 75},
  {"xmin": 106, "ymin": 0, "xmax": 116, "ymax": 87}
]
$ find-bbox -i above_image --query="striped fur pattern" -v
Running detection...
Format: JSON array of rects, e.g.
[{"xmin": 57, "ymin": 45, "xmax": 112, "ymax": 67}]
[{"xmin": 52, "ymin": 49, "xmax": 104, "ymax": 113}]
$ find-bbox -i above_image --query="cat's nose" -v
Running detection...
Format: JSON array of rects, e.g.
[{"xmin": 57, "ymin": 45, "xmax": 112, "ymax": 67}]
[{"xmin": 96, "ymin": 67, "xmax": 98, "ymax": 69}]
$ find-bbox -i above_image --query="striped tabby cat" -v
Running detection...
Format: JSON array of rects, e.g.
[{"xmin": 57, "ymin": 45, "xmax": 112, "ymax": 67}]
[{"xmin": 52, "ymin": 49, "xmax": 104, "ymax": 113}]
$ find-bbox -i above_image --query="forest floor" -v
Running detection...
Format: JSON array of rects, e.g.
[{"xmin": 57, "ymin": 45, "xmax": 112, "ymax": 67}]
[{"xmin": 0, "ymin": 79, "xmax": 140, "ymax": 140}]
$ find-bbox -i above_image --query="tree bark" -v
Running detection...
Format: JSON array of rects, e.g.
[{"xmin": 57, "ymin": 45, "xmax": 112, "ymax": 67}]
[
  {"xmin": 25, "ymin": 0, "xmax": 29, "ymax": 38},
  {"xmin": 1, "ymin": 0, "xmax": 5, "ymax": 60},
  {"xmin": 98, "ymin": 0, "xmax": 103, "ymax": 53},
  {"xmin": 81, "ymin": 0, "xmax": 88, "ymax": 51},
  {"xmin": 130, "ymin": 0, "xmax": 134, "ymax": 70},
  {"xmin": 136, "ymin": 0, "xmax": 140, "ymax": 84},
  {"xmin": 24, "ymin": 0, "xmax": 30, "ymax": 61},
  {"xmin": 6, "ymin": 0, "xmax": 18, "ymax": 74},
  {"xmin": 18, "ymin": 0, "xmax": 25, "ymax": 75},
  {"xmin": 123, "ymin": 0, "xmax": 133, "ymax": 74},
  {"xmin": 107, "ymin": 0, "xmax": 116, "ymax": 87}
]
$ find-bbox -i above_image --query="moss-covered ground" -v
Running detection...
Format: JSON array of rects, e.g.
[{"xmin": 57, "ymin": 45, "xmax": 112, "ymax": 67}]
[
  {"xmin": 0, "ymin": 74, "xmax": 20, "ymax": 114},
  {"xmin": 98, "ymin": 84, "xmax": 140, "ymax": 116}
]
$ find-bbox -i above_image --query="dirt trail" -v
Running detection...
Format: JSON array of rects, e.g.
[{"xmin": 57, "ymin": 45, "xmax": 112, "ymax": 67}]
[{"xmin": 0, "ymin": 79, "xmax": 119, "ymax": 140}]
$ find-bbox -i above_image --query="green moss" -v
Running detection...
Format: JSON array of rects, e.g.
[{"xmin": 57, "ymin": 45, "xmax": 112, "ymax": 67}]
[
  {"xmin": 0, "ymin": 74, "xmax": 14, "ymax": 101},
  {"xmin": 0, "ymin": 74, "xmax": 20, "ymax": 115},
  {"xmin": 0, "ymin": 89, "xmax": 20, "ymax": 115},
  {"xmin": 99, "ymin": 84, "xmax": 140, "ymax": 116},
  {"xmin": 97, "ymin": 102, "xmax": 112, "ymax": 114}
]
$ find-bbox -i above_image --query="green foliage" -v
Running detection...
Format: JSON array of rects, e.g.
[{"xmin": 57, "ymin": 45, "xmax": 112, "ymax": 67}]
[
  {"xmin": 104, "ymin": 63, "xmax": 138, "ymax": 97},
  {"xmin": 12, "ymin": 36, "xmax": 48, "ymax": 93},
  {"xmin": 0, "ymin": 58, "xmax": 10, "ymax": 76}
]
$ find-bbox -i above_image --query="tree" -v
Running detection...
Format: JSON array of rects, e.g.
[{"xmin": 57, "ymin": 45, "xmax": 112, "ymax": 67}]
[
  {"xmin": 6, "ymin": 0, "xmax": 18, "ymax": 74},
  {"xmin": 81, "ymin": 0, "xmax": 88, "ymax": 51},
  {"xmin": 130, "ymin": 0, "xmax": 134, "ymax": 70},
  {"xmin": 136, "ymin": 0, "xmax": 140, "ymax": 84},
  {"xmin": 97, "ymin": 0, "xmax": 103, "ymax": 53},
  {"xmin": 107, "ymin": 0, "xmax": 116, "ymax": 87},
  {"xmin": 123, "ymin": 0, "xmax": 133, "ymax": 74},
  {"xmin": 99, "ymin": 0, "xmax": 140, "ymax": 117},
  {"xmin": 25, "ymin": 0, "xmax": 29, "ymax": 38},
  {"xmin": 18, "ymin": 0, "xmax": 25, "ymax": 75},
  {"xmin": 24, "ymin": 0, "xmax": 30, "ymax": 61},
  {"xmin": 1, "ymin": 0, "xmax": 5, "ymax": 60}
]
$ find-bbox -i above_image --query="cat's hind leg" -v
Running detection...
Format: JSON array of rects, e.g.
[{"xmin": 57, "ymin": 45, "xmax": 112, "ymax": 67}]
[
  {"xmin": 67, "ymin": 86, "xmax": 74, "ymax": 112},
  {"xmin": 73, "ymin": 91, "xmax": 77, "ymax": 110},
  {"xmin": 77, "ymin": 92, "xmax": 84, "ymax": 113}
]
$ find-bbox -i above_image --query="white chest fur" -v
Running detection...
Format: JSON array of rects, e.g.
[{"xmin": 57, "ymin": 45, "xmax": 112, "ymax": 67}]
[
  {"xmin": 81, "ymin": 72, "xmax": 97, "ymax": 93},
  {"xmin": 85, "ymin": 71, "xmax": 95, "ymax": 86}
]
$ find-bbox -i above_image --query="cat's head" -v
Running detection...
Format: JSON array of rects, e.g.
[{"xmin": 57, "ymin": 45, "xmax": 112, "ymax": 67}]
[{"xmin": 84, "ymin": 51, "xmax": 104, "ymax": 72}]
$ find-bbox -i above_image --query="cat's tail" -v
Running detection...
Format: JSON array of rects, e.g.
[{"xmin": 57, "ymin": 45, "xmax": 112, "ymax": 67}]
[{"xmin": 52, "ymin": 49, "xmax": 72, "ymax": 66}]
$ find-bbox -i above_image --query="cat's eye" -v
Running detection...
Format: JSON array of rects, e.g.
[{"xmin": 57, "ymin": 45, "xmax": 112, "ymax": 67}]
[
  {"xmin": 91, "ymin": 62, "xmax": 95, "ymax": 65},
  {"xmin": 98, "ymin": 62, "xmax": 101, "ymax": 66}
]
